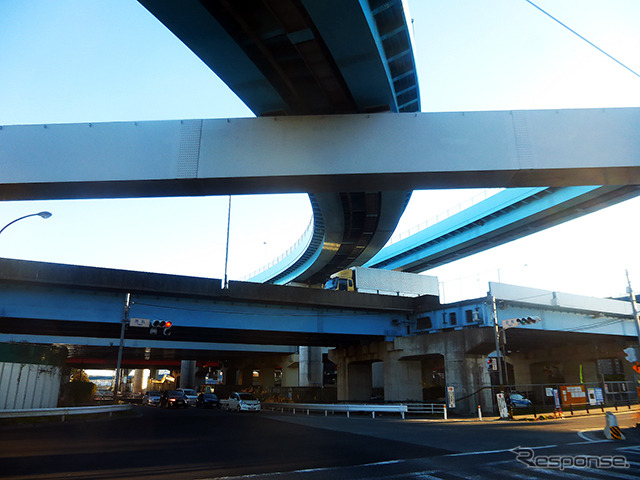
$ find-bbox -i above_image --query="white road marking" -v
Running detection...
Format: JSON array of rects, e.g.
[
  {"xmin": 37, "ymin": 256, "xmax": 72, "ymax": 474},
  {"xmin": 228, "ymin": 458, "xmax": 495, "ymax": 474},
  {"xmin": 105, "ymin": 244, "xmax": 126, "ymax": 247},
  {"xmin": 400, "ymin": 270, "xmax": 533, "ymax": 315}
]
[
  {"xmin": 196, "ymin": 459, "xmax": 407, "ymax": 480},
  {"xmin": 444, "ymin": 444, "xmax": 557, "ymax": 457}
]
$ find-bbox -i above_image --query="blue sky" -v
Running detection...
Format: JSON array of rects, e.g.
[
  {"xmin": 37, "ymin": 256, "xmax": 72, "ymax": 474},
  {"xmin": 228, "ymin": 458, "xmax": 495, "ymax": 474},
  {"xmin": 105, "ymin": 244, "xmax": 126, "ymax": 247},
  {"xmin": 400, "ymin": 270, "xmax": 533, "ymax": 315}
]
[{"xmin": 0, "ymin": 0, "xmax": 639, "ymax": 302}]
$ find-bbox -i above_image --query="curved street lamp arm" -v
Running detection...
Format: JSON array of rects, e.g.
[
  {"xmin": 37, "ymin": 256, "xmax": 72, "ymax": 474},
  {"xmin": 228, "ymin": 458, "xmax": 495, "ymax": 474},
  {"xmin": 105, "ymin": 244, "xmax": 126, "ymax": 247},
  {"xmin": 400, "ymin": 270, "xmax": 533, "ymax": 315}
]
[{"xmin": 0, "ymin": 211, "xmax": 52, "ymax": 237}]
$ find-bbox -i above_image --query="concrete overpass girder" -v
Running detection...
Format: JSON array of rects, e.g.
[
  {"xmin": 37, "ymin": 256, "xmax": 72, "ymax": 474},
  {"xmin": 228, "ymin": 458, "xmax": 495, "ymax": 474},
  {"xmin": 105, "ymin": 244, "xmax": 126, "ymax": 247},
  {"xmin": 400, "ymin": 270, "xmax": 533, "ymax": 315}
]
[{"xmin": 2, "ymin": 110, "xmax": 638, "ymax": 201}]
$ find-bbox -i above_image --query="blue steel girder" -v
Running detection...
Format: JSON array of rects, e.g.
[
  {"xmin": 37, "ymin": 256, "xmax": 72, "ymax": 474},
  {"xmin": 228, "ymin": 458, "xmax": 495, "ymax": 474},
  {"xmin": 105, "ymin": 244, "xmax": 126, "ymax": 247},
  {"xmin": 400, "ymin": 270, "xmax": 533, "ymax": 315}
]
[
  {"xmin": 366, "ymin": 185, "xmax": 640, "ymax": 272},
  {"xmin": 0, "ymin": 262, "xmax": 410, "ymax": 348},
  {"xmin": 138, "ymin": 0, "xmax": 419, "ymax": 116},
  {"xmin": 0, "ymin": 284, "xmax": 402, "ymax": 346}
]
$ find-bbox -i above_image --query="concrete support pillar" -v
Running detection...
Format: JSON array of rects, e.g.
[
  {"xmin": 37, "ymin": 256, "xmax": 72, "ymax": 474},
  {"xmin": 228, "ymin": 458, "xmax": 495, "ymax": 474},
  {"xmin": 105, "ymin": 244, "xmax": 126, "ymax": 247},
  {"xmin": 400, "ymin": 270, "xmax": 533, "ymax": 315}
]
[
  {"xmin": 299, "ymin": 346, "xmax": 323, "ymax": 387},
  {"xmin": 348, "ymin": 363, "xmax": 373, "ymax": 401},
  {"xmin": 372, "ymin": 361, "xmax": 384, "ymax": 389},
  {"xmin": 445, "ymin": 354, "xmax": 492, "ymax": 414},
  {"xmin": 282, "ymin": 363, "xmax": 299, "ymax": 387},
  {"xmin": 383, "ymin": 358, "xmax": 422, "ymax": 402},
  {"xmin": 332, "ymin": 353, "xmax": 349, "ymax": 401},
  {"xmin": 132, "ymin": 369, "xmax": 144, "ymax": 394},
  {"xmin": 180, "ymin": 360, "xmax": 196, "ymax": 389},
  {"xmin": 238, "ymin": 367, "xmax": 254, "ymax": 387},
  {"xmin": 392, "ymin": 329, "xmax": 495, "ymax": 415},
  {"xmin": 260, "ymin": 366, "xmax": 276, "ymax": 389}
]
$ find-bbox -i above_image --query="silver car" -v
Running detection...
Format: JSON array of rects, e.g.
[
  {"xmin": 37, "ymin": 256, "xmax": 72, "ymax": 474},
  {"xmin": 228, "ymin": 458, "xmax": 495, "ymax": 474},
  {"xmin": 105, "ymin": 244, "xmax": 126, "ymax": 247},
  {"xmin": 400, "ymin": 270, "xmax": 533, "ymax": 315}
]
[
  {"xmin": 142, "ymin": 390, "xmax": 162, "ymax": 406},
  {"xmin": 177, "ymin": 388, "xmax": 198, "ymax": 406},
  {"xmin": 226, "ymin": 392, "xmax": 261, "ymax": 412}
]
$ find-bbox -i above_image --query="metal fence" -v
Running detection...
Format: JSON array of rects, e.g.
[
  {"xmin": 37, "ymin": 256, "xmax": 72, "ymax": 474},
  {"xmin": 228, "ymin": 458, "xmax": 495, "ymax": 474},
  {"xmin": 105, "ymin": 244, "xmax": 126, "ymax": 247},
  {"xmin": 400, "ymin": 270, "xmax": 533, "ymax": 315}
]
[
  {"xmin": 502, "ymin": 381, "xmax": 638, "ymax": 408},
  {"xmin": 262, "ymin": 401, "xmax": 449, "ymax": 419},
  {"xmin": 263, "ymin": 402, "xmax": 410, "ymax": 419},
  {"xmin": 405, "ymin": 402, "xmax": 448, "ymax": 418}
]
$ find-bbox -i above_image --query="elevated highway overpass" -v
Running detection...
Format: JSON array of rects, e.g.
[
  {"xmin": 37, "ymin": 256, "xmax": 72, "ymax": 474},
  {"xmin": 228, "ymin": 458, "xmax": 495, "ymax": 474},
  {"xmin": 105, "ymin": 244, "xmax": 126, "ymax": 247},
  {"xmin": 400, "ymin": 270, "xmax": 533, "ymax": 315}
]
[
  {"xmin": 366, "ymin": 184, "xmax": 640, "ymax": 272},
  {"xmin": 2, "ymin": 1, "xmax": 638, "ymax": 286},
  {"xmin": 1, "ymin": 257, "xmax": 638, "ymax": 364},
  {"xmin": 0, "ymin": 257, "xmax": 436, "ymax": 367},
  {"xmin": 136, "ymin": 0, "xmax": 419, "ymax": 283}
]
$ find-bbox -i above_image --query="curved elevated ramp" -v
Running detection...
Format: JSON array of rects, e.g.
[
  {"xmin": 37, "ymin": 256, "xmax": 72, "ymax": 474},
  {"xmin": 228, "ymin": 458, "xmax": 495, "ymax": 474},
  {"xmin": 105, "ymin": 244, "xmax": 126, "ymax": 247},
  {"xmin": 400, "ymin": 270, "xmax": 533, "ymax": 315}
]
[{"xmin": 140, "ymin": 0, "xmax": 419, "ymax": 283}]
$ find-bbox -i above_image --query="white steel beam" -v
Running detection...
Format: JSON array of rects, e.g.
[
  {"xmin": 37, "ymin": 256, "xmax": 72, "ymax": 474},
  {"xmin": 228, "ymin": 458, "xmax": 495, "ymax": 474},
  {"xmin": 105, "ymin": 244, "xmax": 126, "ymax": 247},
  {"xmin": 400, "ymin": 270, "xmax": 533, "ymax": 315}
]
[{"xmin": 1, "ymin": 108, "xmax": 638, "ymax": 200}]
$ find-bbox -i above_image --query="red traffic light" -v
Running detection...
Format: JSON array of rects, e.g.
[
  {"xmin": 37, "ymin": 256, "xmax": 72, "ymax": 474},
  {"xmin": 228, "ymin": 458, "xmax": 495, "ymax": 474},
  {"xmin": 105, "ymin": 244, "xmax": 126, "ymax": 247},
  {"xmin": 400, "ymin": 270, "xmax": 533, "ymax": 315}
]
[{"xmin": 165, "ymin": 321, "xmax": 172, "ymax": 328}]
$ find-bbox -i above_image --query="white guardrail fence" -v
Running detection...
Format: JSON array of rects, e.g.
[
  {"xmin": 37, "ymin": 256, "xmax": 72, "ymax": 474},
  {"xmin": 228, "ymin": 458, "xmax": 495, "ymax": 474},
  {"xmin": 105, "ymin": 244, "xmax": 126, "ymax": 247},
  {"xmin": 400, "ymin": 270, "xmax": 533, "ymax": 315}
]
[
  {"xmin": 262, "ymin": 402, "xmax": 447, "ymax": 420},
  {"xmin": 0, "ymin": 404, "xmax": 133, "ymax": 421}
]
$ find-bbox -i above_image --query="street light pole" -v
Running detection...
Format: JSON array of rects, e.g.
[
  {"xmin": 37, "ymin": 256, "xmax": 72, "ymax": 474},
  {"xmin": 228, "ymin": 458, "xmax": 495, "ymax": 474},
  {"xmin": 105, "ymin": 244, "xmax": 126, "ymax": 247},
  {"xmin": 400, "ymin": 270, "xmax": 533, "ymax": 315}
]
[
  {"xmin": 223, "ymin": 196, "xmax": 231, "ymax": 289},
  {"xmin": 0, "ymin": 211, "xmax": 52, "ymax": 236}
]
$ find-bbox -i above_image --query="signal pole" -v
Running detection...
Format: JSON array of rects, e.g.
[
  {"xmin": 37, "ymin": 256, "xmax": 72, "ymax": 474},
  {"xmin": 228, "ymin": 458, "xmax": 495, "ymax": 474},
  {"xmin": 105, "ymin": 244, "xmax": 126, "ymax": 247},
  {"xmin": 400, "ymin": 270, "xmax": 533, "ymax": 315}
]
[{"xmin": 625, "ymin": 271, "xmax": 640, "ymax": 399}]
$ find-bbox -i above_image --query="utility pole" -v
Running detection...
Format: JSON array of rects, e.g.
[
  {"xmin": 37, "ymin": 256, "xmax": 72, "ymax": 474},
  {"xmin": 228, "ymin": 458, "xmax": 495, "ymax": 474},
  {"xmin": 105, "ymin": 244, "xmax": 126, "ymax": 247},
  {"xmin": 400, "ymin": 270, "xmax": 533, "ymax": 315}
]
[
  {"xmin": 489, "ymin": 293, "xmax": 505, "ymax": 389},
  {"xmin": 625, "ymin": 271, "xmax": 640, "ymax": 398},
  {"xmin": 114, "ymin": 293, "xmax": 131, "ymax": 398},
  {"xmin": 626, "ymin": 270, "xmax": 640, "ymax": 344}
]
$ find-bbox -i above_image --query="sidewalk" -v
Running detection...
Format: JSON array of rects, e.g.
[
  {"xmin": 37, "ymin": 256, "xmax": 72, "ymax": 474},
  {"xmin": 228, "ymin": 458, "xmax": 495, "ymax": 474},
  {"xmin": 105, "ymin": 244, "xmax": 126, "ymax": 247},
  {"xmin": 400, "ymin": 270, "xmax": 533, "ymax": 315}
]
[{"xmin": 505, "ymin": 404, "xmax": 640, "ymax": 422}]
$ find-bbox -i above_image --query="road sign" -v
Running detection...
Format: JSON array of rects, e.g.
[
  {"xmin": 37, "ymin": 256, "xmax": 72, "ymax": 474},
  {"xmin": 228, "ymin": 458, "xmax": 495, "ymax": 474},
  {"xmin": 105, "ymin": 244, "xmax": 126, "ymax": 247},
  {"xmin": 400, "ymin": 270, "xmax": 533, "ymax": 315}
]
[
  {"xmin": 447, "ymin": 386, "xmax": 455, "ymax": 408},
  {"xmin": 496, "ymin": 393, "xmax": 509, "ymax": 418},
  {"xmin": 129, "ymin": 317, "xmax": 150, "ymax": 328}
]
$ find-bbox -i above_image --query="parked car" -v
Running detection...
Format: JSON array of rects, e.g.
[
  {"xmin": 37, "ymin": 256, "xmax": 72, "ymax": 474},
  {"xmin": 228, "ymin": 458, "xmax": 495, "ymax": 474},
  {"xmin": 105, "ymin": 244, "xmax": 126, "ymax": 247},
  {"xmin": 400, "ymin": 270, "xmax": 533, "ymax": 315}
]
[
  {"xmin": 142, "ymin": 390, "xmax": 162, "ymax": 406},
  {"xmin": 160, "ymin": 390, "xmax": 188, "ymax": 408},
  {"xmin": 177, "ymin": 388, "xmax": 198, "ymax": 406},
  {"xmin": 509, "ymin": 393, "xmax": 533, "ymax": 408},
  {"xmin": 225, "ymin": 392, "xmax": 261, "ymax": 412},
  {"xmin": 196, "ymin": 392, "xmax": 220, "ymax": 409}
]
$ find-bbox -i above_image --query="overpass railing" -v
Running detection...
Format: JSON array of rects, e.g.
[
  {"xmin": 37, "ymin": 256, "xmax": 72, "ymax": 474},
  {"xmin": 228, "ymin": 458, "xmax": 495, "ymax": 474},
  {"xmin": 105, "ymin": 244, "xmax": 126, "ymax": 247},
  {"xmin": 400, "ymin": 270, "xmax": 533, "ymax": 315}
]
[
  {"xmin": 385, "ymin": 189, "xmax": 502, "ymax": 246},
  {"xmin": 242, "ymin": 216, "xmax": 314, "ymax": 281}
]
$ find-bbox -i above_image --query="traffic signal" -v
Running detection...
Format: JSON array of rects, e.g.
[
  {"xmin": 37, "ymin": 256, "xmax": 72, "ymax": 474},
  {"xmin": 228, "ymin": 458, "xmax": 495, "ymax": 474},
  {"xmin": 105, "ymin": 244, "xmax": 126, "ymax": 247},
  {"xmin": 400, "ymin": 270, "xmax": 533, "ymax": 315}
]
[
  {"xmin": 516, "ymin": 316, "xmax": 540, "ymax": 325},
  {"xmin": 502, "ymin": 316, "xmax": 541, "ymax": 329},
  {"xmin": 151, "ymin": 320, "xmax": 172, "ymax": 336}
]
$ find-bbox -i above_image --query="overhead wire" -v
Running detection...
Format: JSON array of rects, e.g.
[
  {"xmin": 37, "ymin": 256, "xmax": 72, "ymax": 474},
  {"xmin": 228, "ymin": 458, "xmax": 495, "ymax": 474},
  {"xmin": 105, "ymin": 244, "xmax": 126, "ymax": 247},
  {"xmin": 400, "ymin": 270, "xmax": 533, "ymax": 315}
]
[{"xmin": 523, "ymin": 0, "xmax": 640, "ymax": 79}]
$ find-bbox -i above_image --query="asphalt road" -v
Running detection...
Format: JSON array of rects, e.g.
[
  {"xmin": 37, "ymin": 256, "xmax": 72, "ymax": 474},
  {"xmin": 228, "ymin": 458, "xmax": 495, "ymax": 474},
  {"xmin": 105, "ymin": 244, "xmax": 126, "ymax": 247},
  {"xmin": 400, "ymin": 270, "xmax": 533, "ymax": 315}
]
[{"xmin": 1, "ymin": 405, "xmax": 639, "ymax": 480}]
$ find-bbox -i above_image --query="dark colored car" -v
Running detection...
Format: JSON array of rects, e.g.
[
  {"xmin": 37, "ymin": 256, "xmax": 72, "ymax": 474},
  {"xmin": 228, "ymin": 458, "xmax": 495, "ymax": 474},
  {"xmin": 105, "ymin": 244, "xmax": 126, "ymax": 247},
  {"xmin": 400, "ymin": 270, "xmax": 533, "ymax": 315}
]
[
  {"xmin": 160, "ymin": 390, "xmax": 188, "ymax": 408},
  {"xmin": 196, "ymin": 392, "xmax": 220, "ymax": 409}
]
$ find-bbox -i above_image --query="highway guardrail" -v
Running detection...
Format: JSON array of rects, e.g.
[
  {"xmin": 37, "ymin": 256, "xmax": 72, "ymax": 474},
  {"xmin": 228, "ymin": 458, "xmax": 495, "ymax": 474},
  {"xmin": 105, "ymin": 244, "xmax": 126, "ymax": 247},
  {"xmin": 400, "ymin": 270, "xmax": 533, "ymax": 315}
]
[{"xmin": 0, "ymin": 404, "xmax": 133, "ymax": 421}]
